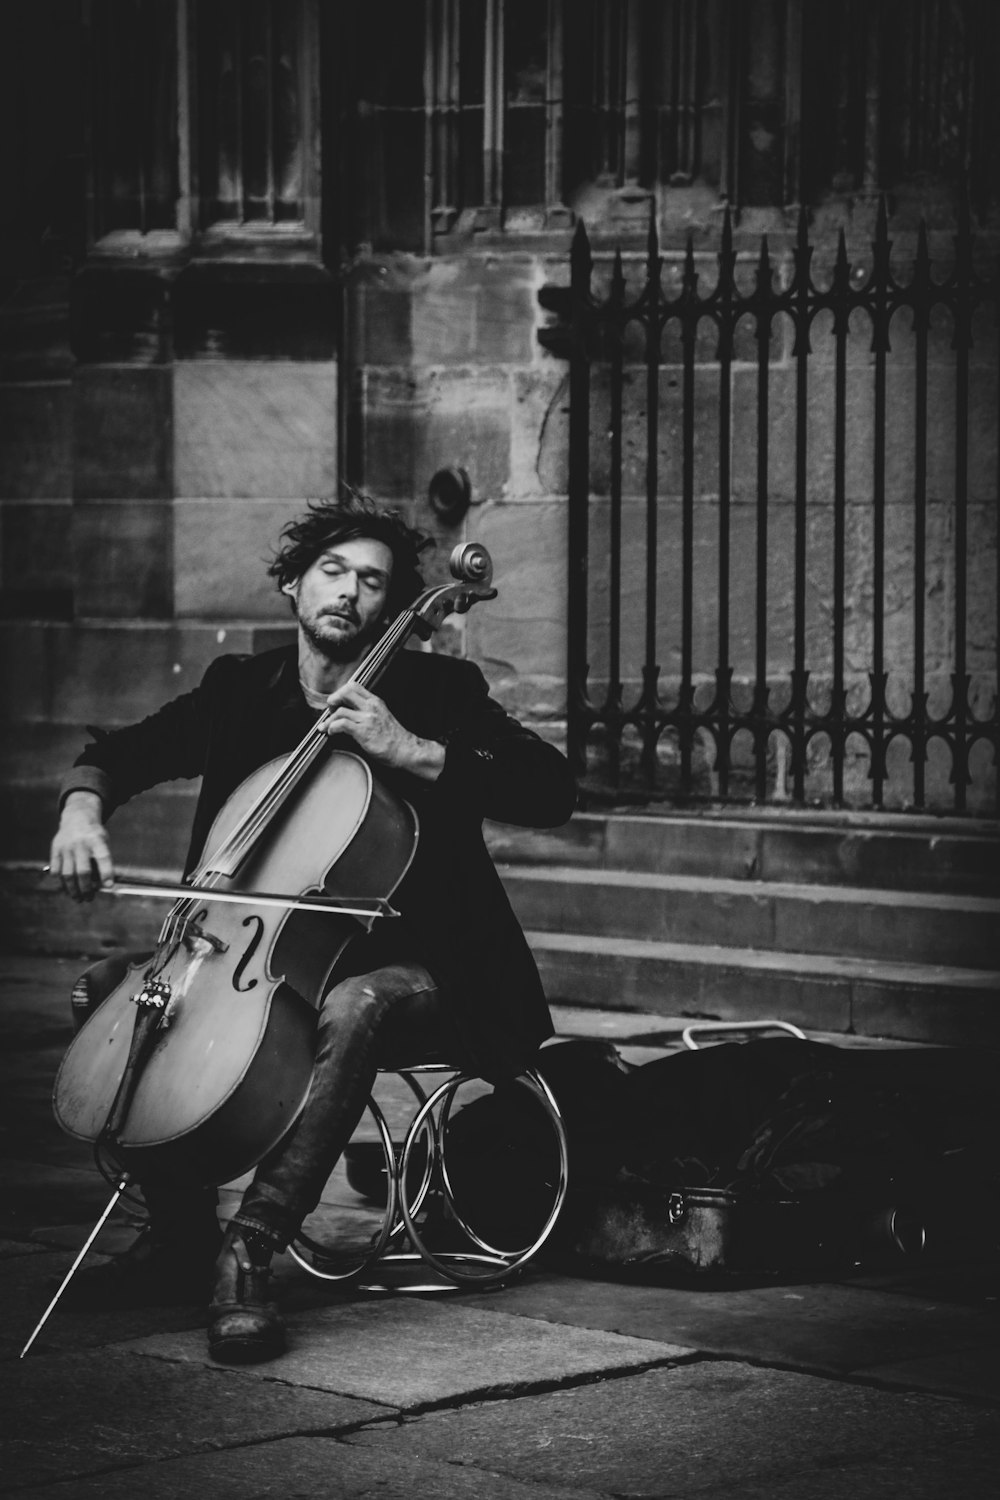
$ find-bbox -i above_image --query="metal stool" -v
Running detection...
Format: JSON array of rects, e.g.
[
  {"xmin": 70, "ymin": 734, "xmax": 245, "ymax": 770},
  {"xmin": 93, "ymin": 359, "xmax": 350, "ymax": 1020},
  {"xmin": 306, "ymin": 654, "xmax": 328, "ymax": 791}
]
[{"xmin": 289, "ymin": 1062, "xmax": 569, "ymax": 1290}]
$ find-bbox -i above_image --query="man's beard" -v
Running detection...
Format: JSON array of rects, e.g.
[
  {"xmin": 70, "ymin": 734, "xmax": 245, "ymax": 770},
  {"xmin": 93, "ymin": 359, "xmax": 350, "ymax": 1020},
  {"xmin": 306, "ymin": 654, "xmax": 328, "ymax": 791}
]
[{"xmin": 298, "ymin": 607, "xmax": 383, "ymax": 663}]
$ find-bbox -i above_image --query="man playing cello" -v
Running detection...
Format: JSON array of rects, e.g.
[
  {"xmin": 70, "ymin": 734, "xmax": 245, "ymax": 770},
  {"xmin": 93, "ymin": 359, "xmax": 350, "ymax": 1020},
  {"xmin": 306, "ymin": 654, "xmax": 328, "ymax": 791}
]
[{"xmin": 49, "ymin": 493, "xmax": 576, "ymax": 1364}]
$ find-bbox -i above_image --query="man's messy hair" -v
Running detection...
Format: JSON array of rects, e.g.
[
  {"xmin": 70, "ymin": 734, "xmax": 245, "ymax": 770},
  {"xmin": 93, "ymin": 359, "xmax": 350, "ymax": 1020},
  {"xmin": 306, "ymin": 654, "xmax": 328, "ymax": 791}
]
[{"xmin": 268, "ymin": 490, "xmax": 433, "ymax": 617}]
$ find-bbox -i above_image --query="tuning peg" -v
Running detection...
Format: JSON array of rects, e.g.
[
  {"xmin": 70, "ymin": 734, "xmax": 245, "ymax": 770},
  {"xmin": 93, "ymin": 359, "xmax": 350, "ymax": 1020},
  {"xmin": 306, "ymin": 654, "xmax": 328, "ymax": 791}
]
[{"xmin": 449, "ymin": 543, "xmax": 494, "ymax": 588}]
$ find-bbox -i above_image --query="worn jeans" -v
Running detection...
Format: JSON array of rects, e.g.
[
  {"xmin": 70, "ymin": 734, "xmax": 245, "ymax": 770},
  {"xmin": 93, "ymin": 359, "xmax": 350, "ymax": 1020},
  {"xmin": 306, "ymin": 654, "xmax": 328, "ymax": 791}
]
[
  {"xmin": 75, "ymin": 954, "xmax": 456, "ymax": 1253},
  {"xmin": 232, "ymin": 963, "xmax": 455, "ymax": 1249}
]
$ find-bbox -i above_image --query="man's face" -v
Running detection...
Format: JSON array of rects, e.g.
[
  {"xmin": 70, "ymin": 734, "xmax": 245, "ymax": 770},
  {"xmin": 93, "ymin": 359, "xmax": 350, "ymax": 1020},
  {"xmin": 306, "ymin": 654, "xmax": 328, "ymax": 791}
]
[{"xmin": 284, "ymin": 536, "xmax": 394, "ymax": 662}]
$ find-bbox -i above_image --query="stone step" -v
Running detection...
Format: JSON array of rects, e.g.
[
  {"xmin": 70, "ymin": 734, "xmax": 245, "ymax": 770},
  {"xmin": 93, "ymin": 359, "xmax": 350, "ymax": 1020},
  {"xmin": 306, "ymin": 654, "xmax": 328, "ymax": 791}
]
[
  {"xmin": 526, "ymin": 930, "xmax": 1000, "ymax": 1047},
  {"xmin": 499, "ymin": 865, "xmax": 1000, "ymax": 971},
  {"xmin": 0, "ymin": 866, "xmax": 166, "ymax": 958},
  {"xmin": 486, "ymin": 809, "xmax": 999, "ymax": 896},
  {"xmin": 9, "ymin": 783, "xmax": 994, "ymax": 900},
  {"xmin": 4, "ymin": 865, "xmax": 995, "ymax": 1050}
]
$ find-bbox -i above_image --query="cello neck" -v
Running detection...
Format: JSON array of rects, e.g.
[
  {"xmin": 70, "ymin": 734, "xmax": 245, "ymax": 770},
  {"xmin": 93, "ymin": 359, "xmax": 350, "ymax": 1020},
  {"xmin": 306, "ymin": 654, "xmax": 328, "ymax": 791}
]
[
  {"xmin": 187, "ymin": 606, "xmax": 417, "ymax": 885},
  {"xmin": 187, "ymin": 544, "xmax": 495, "ymax": 887}
]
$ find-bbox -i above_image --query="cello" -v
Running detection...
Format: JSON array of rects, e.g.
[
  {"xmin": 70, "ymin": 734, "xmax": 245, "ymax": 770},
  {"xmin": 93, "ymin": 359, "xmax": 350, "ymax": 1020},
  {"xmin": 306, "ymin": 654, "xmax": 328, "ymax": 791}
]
[{"xmin": 23, "ymin": 542, "xmax": 496, "ymax": 1355}]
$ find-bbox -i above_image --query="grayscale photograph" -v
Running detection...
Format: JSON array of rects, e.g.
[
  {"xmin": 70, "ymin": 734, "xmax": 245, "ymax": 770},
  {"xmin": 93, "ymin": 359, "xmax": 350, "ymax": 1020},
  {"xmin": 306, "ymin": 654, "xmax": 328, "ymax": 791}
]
[{"xmin": 0, "ymin": 2, "xmax": 997, "ymax": 1496}]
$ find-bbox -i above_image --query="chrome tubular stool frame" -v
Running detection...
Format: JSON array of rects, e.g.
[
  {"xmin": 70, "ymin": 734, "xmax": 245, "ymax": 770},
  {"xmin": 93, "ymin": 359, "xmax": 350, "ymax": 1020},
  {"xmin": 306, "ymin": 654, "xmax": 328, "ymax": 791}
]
[{"xmin": 289, "ymin": 1063, "xmax": 569, "ymax": 1290}]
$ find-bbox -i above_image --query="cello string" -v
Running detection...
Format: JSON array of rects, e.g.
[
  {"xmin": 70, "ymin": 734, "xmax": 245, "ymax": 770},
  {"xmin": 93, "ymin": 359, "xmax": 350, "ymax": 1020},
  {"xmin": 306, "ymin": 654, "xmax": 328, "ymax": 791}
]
[
  {"xmin": 187, "ymin": 605, "xmax": 419, "ymax": 887},
  {"xmin": 199, "ymin": 625, "xmax": 395, "ymax": 877},
  {"xmin": 218, "ymin": 598, "xmax": 419, "ymax": 867},
  {"xmin": 204, "ymin": 609, "xmax": 413, "ymax": 877},
  {"xmin": 119, "ymin": 576, "xmax": 449, "ymax": 975},
  {"xmin": 154, "ymin": 601, "xmax": 421, "ymax": 963}
]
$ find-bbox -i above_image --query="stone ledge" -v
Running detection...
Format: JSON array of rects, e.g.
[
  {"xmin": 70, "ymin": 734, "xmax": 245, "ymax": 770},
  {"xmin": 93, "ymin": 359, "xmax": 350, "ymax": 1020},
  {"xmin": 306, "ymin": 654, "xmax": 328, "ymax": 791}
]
[
  {"xmin": 500, "ymin": 864, "xmax": 1000, "ymax": 968},
  {"xmin": 528, "ymin": 930, "xmax": 1000, "ymax": 1044},
  {"xmin": 485, "ymin": 810, "xmax": 1000, "ymax": 895}
]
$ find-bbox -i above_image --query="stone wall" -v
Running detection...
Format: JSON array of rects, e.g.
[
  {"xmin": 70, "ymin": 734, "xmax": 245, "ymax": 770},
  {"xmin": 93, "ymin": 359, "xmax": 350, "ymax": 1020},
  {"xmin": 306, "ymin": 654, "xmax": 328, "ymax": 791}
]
[
  {"xmin": 345, "ymin": 254, "xmax": 569, "ymax": 728},
  {"xmin": 348, "ymin": 229, "xmax": 997, "ymax": 813},
  {"xmin": 0, "ymin": 322, "xmax": 339, "ymax": 874},
  {"xmin": 2, "ymin": 225, "xmax": 996, "ymax": 881}
]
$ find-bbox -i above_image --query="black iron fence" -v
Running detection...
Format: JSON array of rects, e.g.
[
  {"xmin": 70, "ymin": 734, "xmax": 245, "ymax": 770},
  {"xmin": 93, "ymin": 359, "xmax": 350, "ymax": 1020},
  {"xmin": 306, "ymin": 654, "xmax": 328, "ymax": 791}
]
[{"xmin": 540, "ymin": 203, "xmax": 998, "ymax": 814}]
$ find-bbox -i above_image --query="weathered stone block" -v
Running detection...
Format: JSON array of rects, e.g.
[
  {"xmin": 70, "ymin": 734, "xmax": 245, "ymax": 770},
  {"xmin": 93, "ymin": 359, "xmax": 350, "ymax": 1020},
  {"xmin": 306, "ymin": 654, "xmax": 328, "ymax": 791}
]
[
  {"xmin": 364, "ymin": 369, "xmax": 512, "ymax": 502},
  {"xmin": 828, "ymin": 498, "xmax": 955, "ymax": 681},
  {"xmin": 73, "ymin": 500, "xmax": 173, "ymax": 619},
  {"xmin": 349, "ymin": 276, "xmax": 413, "ymax": 366},
  {"xmin": 358, "ymin": 369, "xmax": 419, "ymax": 497},
  {"xmin": 174, "ymin": 261, "xmax": 337, "ymax": 360},
  {"xmin": 961, "ymin": 367, "xmax": 997, "ymax": 503},
  {"xmin": 513, "ymin": 369, "xmax": 569, "ymax": 497},
  {"xmin": 564, "ymin": 479, "xmax": 971, "ymax": 784},
  {"xmin": 871, "ymin": 292, "xmax": 999, "ymax": 371},
  {"xmin": 173, "ymin": 498, "xmax": 304, "ymax": 619},
  {"xmin": 883, "ymin": 498, "xmax": 954, "ymax": 677},
  {"xmin": 659, "ymin": 300, "xmax": 785, "ymax": 369},
  {"xmin": 0, "ymin": 620, "xmax": 256, "ymax": 729},
  {"xmin": 883, "ymin": 363, "xmax": 998, "ymax": 503},
  {"xmin": 779, "ymin": 495, "xmax": 955, "ymax": 690},
  {"xmin": 968, "ymin": 501, "xmax": 998, "ymax": 672},
  {"xmin": 0, "ymin": 382, "xmax": 72, "ymax": 499},
  {"xmin": 464, "ymin": 500, "xmax": 566, "ymax": 712},
  {"xmin": 587, "ymin": 366, "xmax": 722, "ymax": 498},
  {"xmin": 577, "ymin": 497, "xmax": 806, "ymax": 688},
  {"xmin": 728, "ymin": 351, "xmax": 997, "ymax": 512},
  {"xmin": 73, "ymin": 365, "xmax": 173, "ymax": 500},
  {"xmin": 802, "ymin": 306, "xmax": 885, "ymax": 368},
  {"xmin": 732, "ymin": 365, "xmax": 878, "ymax": 505},
  {"xmin": 416, "ymin": 372, "xmax": 512, "ymax": 501},
  {"xmin": 410, "ymin": 258, "xmax": 538, "ymax": 365},
  {"xmin": 580, "ymin": 253, "xmax": 784, "ymax": 367},
  {"xmin": 965, "ymin": 731, "xmax": 997, "ymax": 815},
  {"xmin": 0, "ymin": 499, "xmax": 73, "ymax": 616},
  {"xmin": 174, "ymin": 362, "xmax": 338, "ymax": 499}
]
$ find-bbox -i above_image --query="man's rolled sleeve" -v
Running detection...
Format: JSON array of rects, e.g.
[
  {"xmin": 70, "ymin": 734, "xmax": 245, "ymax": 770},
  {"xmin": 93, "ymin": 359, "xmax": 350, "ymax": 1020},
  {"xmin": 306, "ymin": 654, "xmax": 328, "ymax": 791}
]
[{"xmin": 58, "ymin": 764, "xmax": 114, "ymax": 816}]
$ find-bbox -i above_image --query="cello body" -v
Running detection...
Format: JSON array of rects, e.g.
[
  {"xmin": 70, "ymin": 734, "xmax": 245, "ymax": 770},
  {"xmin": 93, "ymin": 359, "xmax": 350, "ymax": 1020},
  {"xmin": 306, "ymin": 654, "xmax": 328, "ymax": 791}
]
[{"xmin": 54, "ymin": 752, "xmax": 418, "ymax": 1185}]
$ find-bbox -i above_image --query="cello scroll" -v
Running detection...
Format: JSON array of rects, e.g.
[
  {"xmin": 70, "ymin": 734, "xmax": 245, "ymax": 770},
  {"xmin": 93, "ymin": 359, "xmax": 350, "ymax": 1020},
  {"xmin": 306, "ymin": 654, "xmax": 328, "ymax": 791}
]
[{"xmin": 408, "ymin": 544, "xmax": 496, "ymax": 639}]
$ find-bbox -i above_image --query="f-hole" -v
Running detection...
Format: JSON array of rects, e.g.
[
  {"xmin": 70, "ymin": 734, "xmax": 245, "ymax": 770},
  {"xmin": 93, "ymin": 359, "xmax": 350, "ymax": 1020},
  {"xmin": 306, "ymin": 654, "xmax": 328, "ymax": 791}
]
[{"xmin": 232, "ymin": 915, "xmax": 264, "ymax": 992}]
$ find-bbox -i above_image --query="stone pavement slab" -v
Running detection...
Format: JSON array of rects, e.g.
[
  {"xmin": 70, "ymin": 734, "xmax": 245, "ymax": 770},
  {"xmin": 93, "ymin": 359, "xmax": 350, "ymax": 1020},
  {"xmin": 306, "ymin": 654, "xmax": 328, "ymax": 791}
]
[
  {"xmin": 1, "ymin": 1245, "xmax": 203, "ymax": 1357},
  {"xmin": 863, "ymin": 1343, "xmax": 1000, "ymax": 1404},
  {"xmin": 0, "ymin": 1348, "xmax": 382, "ymax": 1491},
  {"xmin": 3, "ymin": 953, "xmax": 998, "ymax": 1498},
  {"xmin": 120, "ymin": 1298, "xmax": 693, "ymax": 1409},
  {"xmin": 464, "ymin": 1272, "xmax": 999, "ymax": 1385},
  {"xmin": 346, "ymin": 1360, "xmax": 1000, "ymax": 1498},
  {"xmin": 0, "ymin": 1435, "xmax": 599, "ymax": 1500},
  {"xmin": 0, "ymin": 1238, "xmax": 46, "ymax": 1259},
  {"xmin": 681, "ymin": 1452, "xmax": 999, "ymax": 1500}
]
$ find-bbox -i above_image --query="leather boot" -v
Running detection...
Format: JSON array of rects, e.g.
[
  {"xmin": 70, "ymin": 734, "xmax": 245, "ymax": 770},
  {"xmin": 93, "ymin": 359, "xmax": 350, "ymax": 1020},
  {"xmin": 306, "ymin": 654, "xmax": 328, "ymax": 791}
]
[{"xmin": 208, "ymin": 1228, "xmax": 285, "ymax": 1364}]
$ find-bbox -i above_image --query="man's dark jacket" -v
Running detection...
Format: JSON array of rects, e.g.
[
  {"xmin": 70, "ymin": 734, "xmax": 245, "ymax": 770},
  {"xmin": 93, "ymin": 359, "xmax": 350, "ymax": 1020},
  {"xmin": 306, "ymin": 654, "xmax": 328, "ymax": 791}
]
[{"xmin": 63, "ymin": 645, "xmax": 577, "ymax": 1080}]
